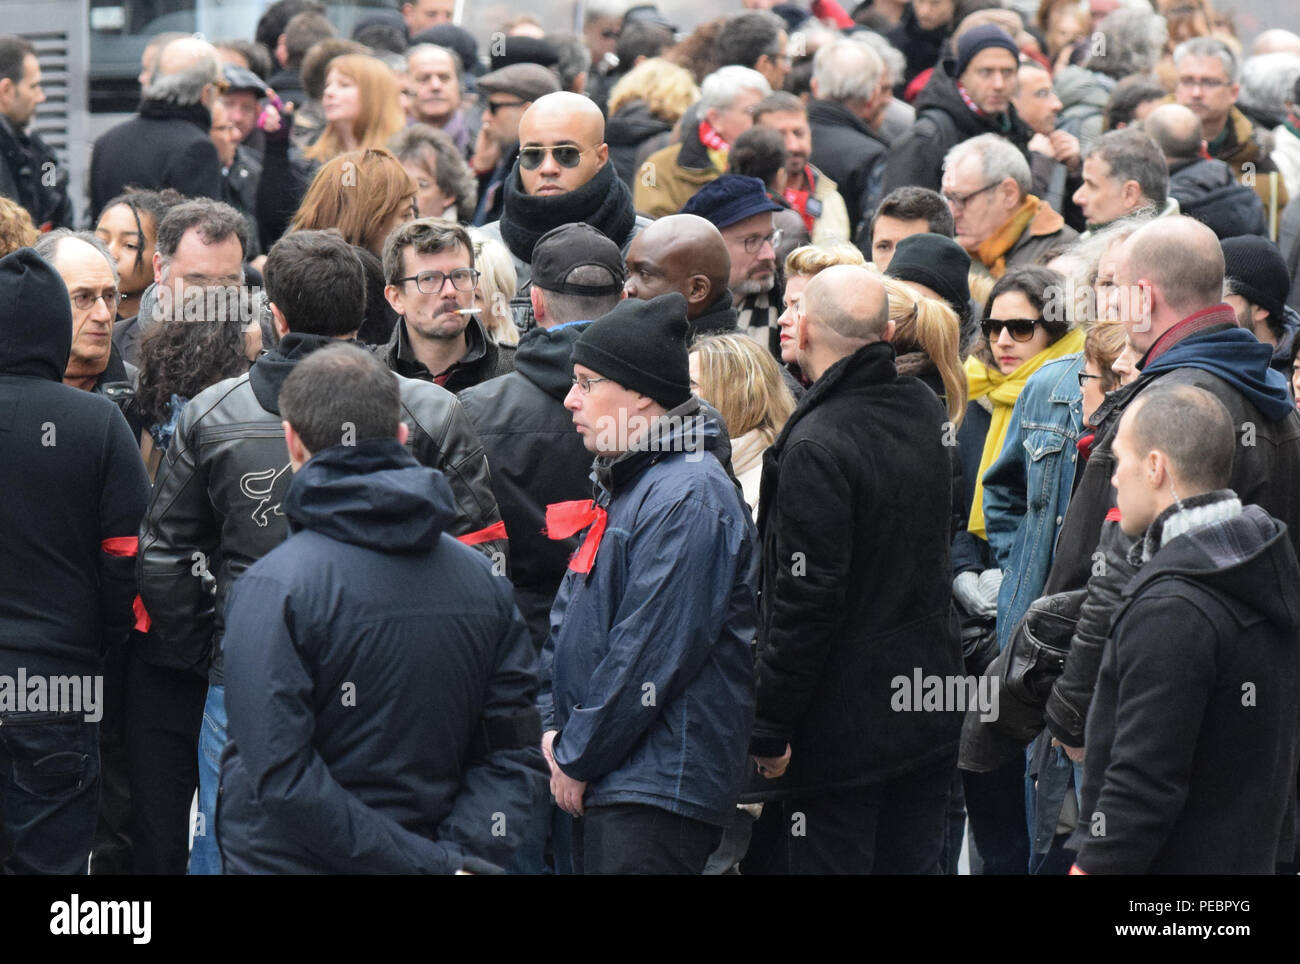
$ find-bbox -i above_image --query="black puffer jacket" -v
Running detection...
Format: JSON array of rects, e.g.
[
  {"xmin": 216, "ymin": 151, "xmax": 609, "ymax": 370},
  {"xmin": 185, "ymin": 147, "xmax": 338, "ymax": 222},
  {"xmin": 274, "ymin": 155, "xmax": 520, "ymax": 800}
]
[
  {"xmin": 458, "ymin": 323, "xmax": 593, "ymax": 647},
  {"xmin": 882, "ymin": 64, "xmax": 1033, "ymax": 196},
  {"xmin": 751, "ymin": 340, "xmax": 961, "ymax": 796},
  {"xmin": 806, "ymin": 99, "xmax": 890, "ymax": 240},
  {"xmin": 1071, "ymin": 499, "xmax": 1300, "ymax": 874},
  {"xmin": 138, "ymin": 332, "xmax": 505, "ymax": 684},
  {"xmin": 606, "ymin": 100, "xmax": 673, "ymax": 188},
  {"xmin": 1168, "ymin": 157, "xmax": 1268, "ymax": 240}
]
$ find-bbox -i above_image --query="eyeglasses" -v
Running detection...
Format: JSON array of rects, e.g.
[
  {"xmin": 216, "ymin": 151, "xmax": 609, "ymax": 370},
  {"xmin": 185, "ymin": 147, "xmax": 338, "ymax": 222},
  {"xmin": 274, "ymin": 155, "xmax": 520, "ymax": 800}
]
[
  {"xmin": 487, "ymin": 98, "xmax": 527, "ymax": 115},
  {"xmin": 395, "ymin": 268, "xmax": 480, "ymax": 293},
  {"xmin": 982, "ymin": 317, "xmax": 1041, "ymax": 342},
  {"xmin": 943, "ymin": 181, "xmax": 1000, "ymax": 209},
  {"xmin": 571, "ymin": 374, "xmax": 609, "ymax": 393},
  {"xmin": 1077, "ymin": 371, "xmax": 1103, "ymax": 389},
  {"xmin": 519, "ymin": 144, "xmax": 597, "ymax": 170},
  {"xmin": 72, "ymin": 288, "xmax": 123, "ymax": 311},
  {"xmin": 1176, "ymin": 76, "xmax": 1229, "ymax": 91},
  {"xmin": 741, "ymin": 229, "xmax": 783, "ymax": 254}
]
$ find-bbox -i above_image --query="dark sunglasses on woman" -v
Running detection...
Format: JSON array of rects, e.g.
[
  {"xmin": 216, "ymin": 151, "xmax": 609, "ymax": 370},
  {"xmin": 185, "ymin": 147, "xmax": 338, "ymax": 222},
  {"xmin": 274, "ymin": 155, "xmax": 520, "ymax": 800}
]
[{"xmin": 982, "ymin": 318, "xmax": 1041, "ymax": 343}]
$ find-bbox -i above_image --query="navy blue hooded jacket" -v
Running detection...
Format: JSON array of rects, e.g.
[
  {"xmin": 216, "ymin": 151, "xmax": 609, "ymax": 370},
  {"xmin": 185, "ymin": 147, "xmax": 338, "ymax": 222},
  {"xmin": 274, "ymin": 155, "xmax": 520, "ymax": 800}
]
[
  {"xmin": 539, "ymin": 400, "xmax": 758, "ymax": 826},
  {"xmin": 217, "ymin": 439, "xmax": 545, "ymax": 874},
  {"xmin": 1141, "ymin": 326, "xmax": 1294, "ymax": 422}
]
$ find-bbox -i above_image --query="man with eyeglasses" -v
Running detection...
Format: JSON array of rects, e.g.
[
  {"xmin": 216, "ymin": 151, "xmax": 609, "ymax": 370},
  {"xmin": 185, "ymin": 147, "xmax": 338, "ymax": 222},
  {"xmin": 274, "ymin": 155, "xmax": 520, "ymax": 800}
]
[
  {"xmin": 884, "ymin": 24, "xmax": 1033, "ymax": 197},
  {"xmin": 940, "ymin": 133, "xmax": 1076, "ymax": 281},
  {"xmin": 681, "ymin": 174, "xmax": 786, "ymax": 348},
  {"xmin": 381, "ymin": 217, "xmax": 515, "ymax": 393},
  {"xmin": 478, "ymin": 92, "xmax": 649, "ymax": 303},
  {"xmin": 1173, "ymin": 36, "xmax": 1288, "ymax": 222},
  {"xmin": 470, "ymin": 63, "xmax": 561, "ymax": 227}
]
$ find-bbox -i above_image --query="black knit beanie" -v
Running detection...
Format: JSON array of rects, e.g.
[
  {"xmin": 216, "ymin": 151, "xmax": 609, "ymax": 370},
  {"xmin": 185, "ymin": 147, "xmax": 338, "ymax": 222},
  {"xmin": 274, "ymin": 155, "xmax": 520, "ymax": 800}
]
[
  {"xmin": 572, "ymin": 293, "xmax": 691, "ymax": 409},
  {"xmin": 1221, "ymin": 235, "xmax": 1289, "ymax": 323},
  {"xmin": 886, "ymin": 232, "xmax": 972, "ymax": 317}
]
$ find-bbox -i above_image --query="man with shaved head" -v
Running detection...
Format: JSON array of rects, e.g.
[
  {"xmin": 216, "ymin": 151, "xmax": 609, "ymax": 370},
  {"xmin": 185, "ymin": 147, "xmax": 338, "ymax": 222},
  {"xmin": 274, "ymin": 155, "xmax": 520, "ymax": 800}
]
[
  {"xmin": 478, "ymin": 90, "xmax": 649, "ymax": 305},
  {"xmin": 748, "ymin": 263, "xmax": 962, "ymax": 874},
  {"xmin": 1031, "ymin": 215, "xmax": 1300, "ymax": 774},
  {"xmin": 1144, "ymin": 103, "xmax": 1267, "ymax": 240},
  {"xmin": 91, "ymin": 36, "xmax": 227, "ymax": 219},
  {"xmin": 624, "ymin": 214, "xmax": 737, "ymax": 336}
]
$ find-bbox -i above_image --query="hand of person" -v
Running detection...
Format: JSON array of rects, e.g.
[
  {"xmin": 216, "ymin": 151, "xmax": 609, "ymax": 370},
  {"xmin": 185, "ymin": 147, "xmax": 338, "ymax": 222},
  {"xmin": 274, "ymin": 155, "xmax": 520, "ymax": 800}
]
[
  {"xmin": 1051, "ymin": 737, "xmax": 1085, "ymax": 763},
  {"xmin": 258, "ymin": 94, "xmax": 293, "ymax": 141},
  {"xmin": 551, "ymin": 768, "xmax": 587, "ymax": 817},
  {"xmin": 753, "ymin": 744, "xmax": 792, "ymax": 779},
  {"xmin": 1028, "ymin": 132, "xmax": 1054, "ymax": 157},
  {"xmin": 541, "ymin": 729, "xmax": 559, "ymax": 777},
  {"xmin": 954, "ymin": 570, "xmax": 1000, "ymax": 618},
  {"xmin": 976, "ymin": 568, "xmax": 1004, "ymax": 612},
  {"xmin": 1048, "ymin": 130, "xmax": 1081, "ymax": 171},
  {"xmin": 470, "ymin": 125, "xmax": 500, "ymax": 176}
]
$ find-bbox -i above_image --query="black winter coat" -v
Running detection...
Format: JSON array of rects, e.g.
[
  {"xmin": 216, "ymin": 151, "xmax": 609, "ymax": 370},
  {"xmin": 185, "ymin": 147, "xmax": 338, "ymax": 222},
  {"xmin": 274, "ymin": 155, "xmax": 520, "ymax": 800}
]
[
  {"xmin": 219, "ymin": 439, "xmax": 545, "ymax": 874},
  {"xmin": 459, "ymin": 323, "xmax": 594, "ymax": 647},
  {"xmin": 138, "ymin": 332, "xmax": 505, "ymax": 684},
  {"xmin": 0, "ymin": 249, "xmax": 149, "ymax": 677},
  {"xmin": 886, "ymin": 4, "xmax": 953, "ymax": 94},
  {"xmin": 606, "ymin": 100, "xmax": 673, "ymax": 189},
  {"xmin": 1071, "ymin": 499, "xmax": 1300, "ymax": 874},
  {"xmin": 89, "ymin": 100, "xmax": 224, "ymax": 222},
  {"xmin": 1168, "ymin": 157, "xmax": 1268, "ymax": 240},
  {"xmin": 752, "ymin": 340, "xmax": 962, "ymax": 796},
  {"xmin": 0, "ymin": 116, "xmax": 72, "ymax": 229},
  {"xmin": 882, "ymin": 66, "xmax": 1033, "ymax": 196},
  {"xmin": 806, "ymin": 99, "xmax": 889, "ymax": 242}
]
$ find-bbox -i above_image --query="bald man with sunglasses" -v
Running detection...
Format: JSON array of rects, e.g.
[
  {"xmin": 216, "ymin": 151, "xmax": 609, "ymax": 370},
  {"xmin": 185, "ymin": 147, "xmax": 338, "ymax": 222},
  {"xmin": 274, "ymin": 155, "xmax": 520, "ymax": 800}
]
[{"xmin": 477, "ymin": 92, "xmax": 651, "ymax": 312}]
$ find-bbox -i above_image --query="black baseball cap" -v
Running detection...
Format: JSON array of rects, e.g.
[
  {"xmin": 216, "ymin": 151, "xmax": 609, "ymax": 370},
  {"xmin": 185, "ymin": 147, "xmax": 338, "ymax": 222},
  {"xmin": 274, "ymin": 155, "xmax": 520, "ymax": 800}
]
[{"xmin": 531, "ymin": 223, "xmax": 627, "ymax": 295}]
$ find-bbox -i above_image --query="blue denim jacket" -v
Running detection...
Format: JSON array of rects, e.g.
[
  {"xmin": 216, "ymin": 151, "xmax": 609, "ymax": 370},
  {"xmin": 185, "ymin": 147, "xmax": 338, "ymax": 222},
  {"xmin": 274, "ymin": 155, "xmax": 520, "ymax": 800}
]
[{"xmin": 982, "ymin": 354, "xmax": 1085, "ymax": 649}]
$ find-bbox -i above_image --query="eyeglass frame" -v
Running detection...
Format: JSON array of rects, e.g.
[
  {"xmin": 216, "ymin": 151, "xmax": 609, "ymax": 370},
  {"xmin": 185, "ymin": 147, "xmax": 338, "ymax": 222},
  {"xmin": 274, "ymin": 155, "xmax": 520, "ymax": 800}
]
[
  {"xmin": 1175, "ymin": 75, "xmax": 1231, "ymax": 91},
  {"xmin": 71, "ymin": 287, "xmax": 124, "ymax": 311},
  {"xmin": 943, "ymin": 181, "xmax": 1001, "ymax": 210},
  {"xmin": 518, "ymin": 144, "xmax": 600, "ymax": 170},
  {"xmin": 486, "ymin": 98, "xmax": 527, "ymax": 115},
  {"xmin": 741, "ymin": 228, "xmax": 783, "ymax": 255},
  {"xmin": 981, "ymin": 317, "xmax": 1042, "ymax": 342},
  {"xmin": 393, "ymin": 267, "xmax": 481, "ymax": 294},
  {"xmin": 570, "ymin": 374, "xmax": 609, "ymax": 394},
  {"xmin": 1077, "ymin": 370, "xmax": 1104, "ymax": 389}
]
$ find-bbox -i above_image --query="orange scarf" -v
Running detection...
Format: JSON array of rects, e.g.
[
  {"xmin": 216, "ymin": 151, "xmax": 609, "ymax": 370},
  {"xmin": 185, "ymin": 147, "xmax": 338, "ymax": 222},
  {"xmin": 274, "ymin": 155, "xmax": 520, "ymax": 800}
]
[{"xmin": 975, "ymin": 195, "xmax": 1057, "ymax": 279}]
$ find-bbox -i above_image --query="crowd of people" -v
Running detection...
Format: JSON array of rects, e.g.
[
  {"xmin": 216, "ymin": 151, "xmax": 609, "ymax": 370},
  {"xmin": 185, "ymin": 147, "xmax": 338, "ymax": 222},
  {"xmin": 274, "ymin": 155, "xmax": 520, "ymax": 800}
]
[{"xmin": 1, "ymin": 0, "xmax": 1300, "ymax": 875}]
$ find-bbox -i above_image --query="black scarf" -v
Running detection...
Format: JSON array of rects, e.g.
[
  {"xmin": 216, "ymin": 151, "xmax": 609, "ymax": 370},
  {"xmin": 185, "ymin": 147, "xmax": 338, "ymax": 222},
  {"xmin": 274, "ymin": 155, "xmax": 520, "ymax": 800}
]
[
  {"xmin": 138, "ymin": 98, "xmax": 212, "ymax": 133},
  {"xmin": 498, "ymin": 159, "xmax": 636, "ymax": 265}
]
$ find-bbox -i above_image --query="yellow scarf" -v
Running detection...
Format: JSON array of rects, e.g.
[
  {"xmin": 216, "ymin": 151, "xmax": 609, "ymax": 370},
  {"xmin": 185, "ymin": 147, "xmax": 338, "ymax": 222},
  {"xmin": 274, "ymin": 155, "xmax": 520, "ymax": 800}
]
[
  {"xmin": 964, "ymin": 327, "xmax": 1086, "ymax": 539},
  {"xmin": 975, "ymin": 195, "xmax": 1048, "ymax": 279}
]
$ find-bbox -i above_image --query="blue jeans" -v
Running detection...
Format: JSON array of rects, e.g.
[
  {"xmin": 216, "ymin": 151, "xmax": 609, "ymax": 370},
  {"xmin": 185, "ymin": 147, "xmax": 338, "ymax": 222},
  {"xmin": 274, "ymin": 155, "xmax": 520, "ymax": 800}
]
[
  {"xmin": 0, "ymin": 712, "xmax": 100, "ymax": 874},
  {"xmin": 189, "ymin": 683, "xmax": 225, "ymax": 875}
]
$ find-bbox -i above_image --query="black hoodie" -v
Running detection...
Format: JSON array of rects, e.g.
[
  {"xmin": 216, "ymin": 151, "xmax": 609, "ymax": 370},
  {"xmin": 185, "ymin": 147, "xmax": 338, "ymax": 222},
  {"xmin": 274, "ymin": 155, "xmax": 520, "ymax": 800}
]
[
  {"xmin": 1168, "ymin": 157, "xmax": 1268, "ymax": 241},
  {"xmin": 0, "ymin": 249, "xmax": 149, "ymax": 676},
  {"xmin": 1072, "ymin": 496, "xmax": 1300, "ymax": 873}
]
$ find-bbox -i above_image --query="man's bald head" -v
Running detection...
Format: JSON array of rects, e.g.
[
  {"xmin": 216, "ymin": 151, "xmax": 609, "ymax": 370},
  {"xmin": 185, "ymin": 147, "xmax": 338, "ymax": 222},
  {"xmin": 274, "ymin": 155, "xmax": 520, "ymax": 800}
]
[
  {"xmin": 144, "ymin": 37, "xmax": 224, "ymax": 107},
  {"xmin": 803, "ymin": 265, "xmax": 891, "ymax": 342},
  {"xmin": 624, "ymin": 215, "xmax": 731, "ymax": 319},
  {"xmin": 516, "ymin": 91, "xmax": 609, "ymax": 197},
  {"xmin": 1115, "ymin": 216, "xmax": 1224, "ymax": 350},
  {"xmin": 1143, "ymin": 103, "xmax": 1203, "ymax": 164},
  {"xmin": 1252, "ymin": 29, "xmax": 1300, "ymax": 58}
]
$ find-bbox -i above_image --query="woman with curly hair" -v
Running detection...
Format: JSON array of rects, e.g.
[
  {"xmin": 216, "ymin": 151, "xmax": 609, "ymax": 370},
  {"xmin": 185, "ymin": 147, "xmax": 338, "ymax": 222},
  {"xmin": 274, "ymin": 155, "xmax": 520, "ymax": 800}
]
[{"xmin": 135, "ymin": 313, "xmax": 255, "ymax": 477}]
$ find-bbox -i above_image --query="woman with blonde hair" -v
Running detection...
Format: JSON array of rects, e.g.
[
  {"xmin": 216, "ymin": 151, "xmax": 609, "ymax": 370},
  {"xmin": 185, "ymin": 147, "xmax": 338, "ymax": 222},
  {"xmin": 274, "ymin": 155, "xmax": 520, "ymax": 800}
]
[
  {"xmin": 290, "ymin": 148, "xmax": 416, "ymax": 344},
  {"xmin": 876, "ymin": 273, "xmax": 966, "ymax": 424},
  {"xmin": 607, "ymin": 58, "xmax": 701, "ymax": 187},
  {"xmin": 305, "ymin": 54, "xmax": 406, "ymax": 163},
  {"xmin": 776, "ymin": 243, "xmax": 865, "ymax": 375},
  {"xmin": 469, "ymin": 232, "xmax": 521, "ymax": 347},
  {"xmin": 689, "ymin": 332, "xmax": 796, "ymax": 517}
]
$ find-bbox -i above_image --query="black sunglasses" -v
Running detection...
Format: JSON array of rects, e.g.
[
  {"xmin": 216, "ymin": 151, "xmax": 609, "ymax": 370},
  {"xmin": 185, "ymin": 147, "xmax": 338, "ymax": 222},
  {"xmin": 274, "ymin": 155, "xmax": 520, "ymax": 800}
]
[
  {"xmin": 982, "ymin": 317, "xmax": 1042, "ymax": 342},
  {"xmin": 487, "ymin": 98, "xmax": 526, "ymax": 115},
  {"xmin": 519, "ymin": 144, "xmax": 594, "ymax": 170}
]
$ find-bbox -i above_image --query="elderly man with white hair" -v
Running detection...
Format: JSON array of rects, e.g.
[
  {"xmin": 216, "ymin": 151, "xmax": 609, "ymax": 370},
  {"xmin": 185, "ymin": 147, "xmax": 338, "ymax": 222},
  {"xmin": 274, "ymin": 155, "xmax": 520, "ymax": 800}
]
[
  {"xmin": 90, "ymin": 36, "xmax": 226, "ymax": 220},
  {"xmin": 940, "ymin": 133, "xmax": 1077, "ymax": 279},
  {"xmin": 634, "ymin": 65, "xmax": 771, "ymax": 218}
]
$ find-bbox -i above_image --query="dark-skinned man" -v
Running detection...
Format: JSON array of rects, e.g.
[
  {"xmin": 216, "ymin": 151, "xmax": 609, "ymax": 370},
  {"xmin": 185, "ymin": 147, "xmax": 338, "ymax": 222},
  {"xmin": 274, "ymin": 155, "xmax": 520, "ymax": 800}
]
[{"xmin": 623, "ymin": 213, "xmax": 737, "ymax": 337}]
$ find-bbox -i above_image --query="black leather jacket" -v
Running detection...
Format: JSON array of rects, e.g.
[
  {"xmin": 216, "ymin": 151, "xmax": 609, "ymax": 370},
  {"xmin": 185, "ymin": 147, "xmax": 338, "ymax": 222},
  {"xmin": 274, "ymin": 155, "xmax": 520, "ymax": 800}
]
[{"xmin": 137, "ymin": 333, "xmax": 505, "ymax": 684}]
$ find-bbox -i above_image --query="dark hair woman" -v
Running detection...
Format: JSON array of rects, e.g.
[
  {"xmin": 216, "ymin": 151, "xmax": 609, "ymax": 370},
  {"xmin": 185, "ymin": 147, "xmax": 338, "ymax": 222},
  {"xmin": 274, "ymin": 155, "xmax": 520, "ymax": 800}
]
[{"xmin": 94, "ymin": 188, "xmax": 185, "ymax": 319}]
